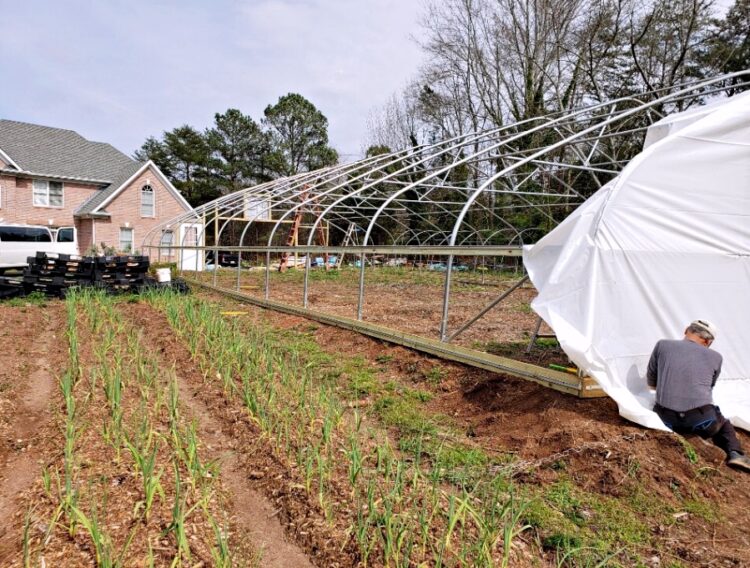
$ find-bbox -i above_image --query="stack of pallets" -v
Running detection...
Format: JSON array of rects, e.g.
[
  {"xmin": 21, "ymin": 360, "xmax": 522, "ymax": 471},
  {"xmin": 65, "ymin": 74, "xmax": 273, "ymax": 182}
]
[
  {"xmin": 0, "ymin": 253, "xmax": 158, "ymax": 298},
  {"xmin": 0, "ymin": 275, "xmax": 25, "ymax": 299},
  {"xmin": 93, "ymin": 255, "xmax": 150, "ymax": 293},
  {"xmin": 22, "ymin": 253, "xmax": 95, "ymax": 295}
]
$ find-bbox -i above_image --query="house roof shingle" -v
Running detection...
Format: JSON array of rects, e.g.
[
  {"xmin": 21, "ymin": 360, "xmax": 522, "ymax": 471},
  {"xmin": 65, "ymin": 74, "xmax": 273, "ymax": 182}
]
[
  {"xmin": 0, "ymin": 119, "xmax": 160, "ymax": 216},
  {"xmin": 0, "ymin": 119, "xmax": 136, "ymax": 182},
  {"xmin": 0, "ymin": 119, "xmax": 191, "ymax": 216},
  {"xmin": 74, "ymin": 161, "xmax": 145, "ymax": 215}
]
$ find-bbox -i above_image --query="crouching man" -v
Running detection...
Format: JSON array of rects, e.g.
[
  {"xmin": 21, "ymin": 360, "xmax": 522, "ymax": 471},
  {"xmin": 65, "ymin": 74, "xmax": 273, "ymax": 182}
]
[{"xmin": 647, "ymin": 320, "xmax": 750, "ymax": 472}]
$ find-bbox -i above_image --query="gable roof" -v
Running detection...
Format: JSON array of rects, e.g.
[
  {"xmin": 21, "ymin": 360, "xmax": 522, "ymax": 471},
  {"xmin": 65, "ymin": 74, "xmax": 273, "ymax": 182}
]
[
  {"xmin": 0, "ymin": 119, "xmax": 193, "ymax": 215},
  {"xmin": 76, "ymin": 161, "xmax": 193, "ymax": 215},
  {"xmin": 0, "ymin": 119, "xmax": 135, "ymax": 181},
  {"xmin": 75, "ymin": 161, "xmax": 144, "ymax": 215}
]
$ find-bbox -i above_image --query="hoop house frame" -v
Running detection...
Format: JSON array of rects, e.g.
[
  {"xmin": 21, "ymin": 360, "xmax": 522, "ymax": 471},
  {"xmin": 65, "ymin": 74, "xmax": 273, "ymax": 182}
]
[{"xmin": 142, "ymin": 72, "xmax": 750, "ymax": 395}]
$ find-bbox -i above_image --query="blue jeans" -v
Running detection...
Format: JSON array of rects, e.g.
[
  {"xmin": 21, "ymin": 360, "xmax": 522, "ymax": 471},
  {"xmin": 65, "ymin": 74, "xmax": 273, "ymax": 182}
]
[{"xmin": 654, "ymin": 403, "xmax": 742, "ymax": 456}]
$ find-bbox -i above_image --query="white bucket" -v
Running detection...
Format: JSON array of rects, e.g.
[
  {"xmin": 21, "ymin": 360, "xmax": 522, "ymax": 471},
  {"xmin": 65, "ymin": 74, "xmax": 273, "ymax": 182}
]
[{"xmin": 156, "ymin": 267, "xmax": 172, "ymax": 283}]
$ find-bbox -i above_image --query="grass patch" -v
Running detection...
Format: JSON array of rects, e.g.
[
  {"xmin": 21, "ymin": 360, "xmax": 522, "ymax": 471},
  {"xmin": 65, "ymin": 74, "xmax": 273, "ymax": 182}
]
[
  {"xmin": 373, "ymin": 395, "xmax": 436, "ymax": 435},
  {"xmin": 423, "ymin": 365, "xmax": 447, "ymax": 385},
  {"xmin": 678, "ymin": 437, "xmax": 699, "ymax": 464},
  {"xmin": 587, "ymin": 491, "xmax": 650, "ymax": 548},
  {"xmin": 626, "ymin": 483, "xmax": 673, "ymax": 520},
  {"xmin": 404, "ymin": 386, "xmax": 433, "ymax": 403},
  {"xmin": 478, "ymin": 339, "xmax": 560, "ymax": 358},
  {"xmin": 398, "ymin": 433, "xmax": 505, "ymax": 488},
  {"xmin": 4, "ymin": 291, "xmax": 48, "ymax": 307},
  {"xmin": 339, "ymin": 356, "xmax": 379, "ymax": 398},
  {"xmin": 522, "ymin": 496, "xmax": 582, "ymax": 546},
  {"xmin": 517, "ymin": 302, "xmax": 534, "ymax": 314},
  {"xmin": 543, "ymin": 532, "xmax": 583, "ymax": 552},
  {"xmin": 274, "ymin": 326, "xmax": 335, "ymax": 370},
  {"xmin": 524, "ymin": 477, "xmax": 652, "ymax": 565},
  {"xmin": 347, "ymin": 368, "xmax": 379, "ymax": 398},
  {"xmin": 546, "ymin": 479, "xmax": 588, "ymax": 526},
  {"xmin": 683, "ymin": 498, "xmax": 719, "ymax": 522},
  {"xmin": 434, "ymin": 444, "xmax": 488, "ymax": 470}
]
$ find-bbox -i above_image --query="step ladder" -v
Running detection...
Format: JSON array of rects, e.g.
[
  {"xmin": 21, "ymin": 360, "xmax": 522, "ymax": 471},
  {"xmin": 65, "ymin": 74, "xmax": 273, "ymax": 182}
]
[
  {"xmin": 278, "ymin": 195, "xmax": 306, "ymax": 272},
  {"xmin": 336, "ymin": 223, "xmax": 359, "ymax": 268},
  {"xmin": 278, "ymin": 186, "xmax": 329, "ymax": 272}
]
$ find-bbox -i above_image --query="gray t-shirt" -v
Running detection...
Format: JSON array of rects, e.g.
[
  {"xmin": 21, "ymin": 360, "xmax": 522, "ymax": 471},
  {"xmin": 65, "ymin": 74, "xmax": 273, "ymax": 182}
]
[{"xmin": 646, "ymin": 338, "xmax": 723, "ymax": 412}]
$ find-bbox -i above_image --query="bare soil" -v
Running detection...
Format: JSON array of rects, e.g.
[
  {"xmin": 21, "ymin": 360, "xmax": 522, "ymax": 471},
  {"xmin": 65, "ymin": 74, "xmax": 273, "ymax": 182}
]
[
  {"xmin": 199, "ymin": 267, "xmax": 549, "ymax": 349},
  {"xmin": 3, "ymin": 288, "xmax": 749, "ymax": 566},
  {"xmin": 0, "ymin": 302, "xmax": 65, "ymax": 558},
  {"xmin": 3, "ymin": 298, "xmax": 263, "ymax": 566}
]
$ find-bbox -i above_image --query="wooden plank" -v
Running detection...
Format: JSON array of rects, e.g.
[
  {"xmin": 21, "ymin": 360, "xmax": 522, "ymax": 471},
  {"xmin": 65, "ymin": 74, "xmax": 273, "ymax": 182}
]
[{"xmin": 579, "ymin": 376, "xmax": 607, "ymax": 398}]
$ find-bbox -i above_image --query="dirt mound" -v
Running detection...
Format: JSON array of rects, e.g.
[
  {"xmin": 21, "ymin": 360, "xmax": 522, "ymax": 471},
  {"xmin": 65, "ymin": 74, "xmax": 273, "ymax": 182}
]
[
  {"xmin": 451, "ymin": 376, "xmax": 750, "ymax": 564},
  {"xmin": 0, "ymin": 302, "xmax": 65, "ymax": 557}
]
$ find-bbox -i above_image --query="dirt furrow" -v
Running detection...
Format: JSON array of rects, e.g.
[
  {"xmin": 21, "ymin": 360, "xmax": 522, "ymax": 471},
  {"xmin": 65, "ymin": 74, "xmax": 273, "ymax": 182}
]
[
  {"xmin": 119, "ymin": 302, "xmax": 324, "ymax": 567},
  {"xmin": 0, "ymin": 304, "xmax": 64, "ymax": 557}
]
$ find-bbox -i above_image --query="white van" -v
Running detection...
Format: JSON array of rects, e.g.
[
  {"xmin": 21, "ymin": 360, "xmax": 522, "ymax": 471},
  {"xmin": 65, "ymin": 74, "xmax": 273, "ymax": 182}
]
[{"xmin": 0, "ymin": 224, "xmax": 78, "ymax": 271}]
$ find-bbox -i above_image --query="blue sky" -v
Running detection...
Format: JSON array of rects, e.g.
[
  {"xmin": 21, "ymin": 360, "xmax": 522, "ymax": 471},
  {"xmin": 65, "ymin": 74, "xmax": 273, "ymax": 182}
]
[{"xmin": 0, "ymin": 0, "xmax": 425, "ymax": 159}]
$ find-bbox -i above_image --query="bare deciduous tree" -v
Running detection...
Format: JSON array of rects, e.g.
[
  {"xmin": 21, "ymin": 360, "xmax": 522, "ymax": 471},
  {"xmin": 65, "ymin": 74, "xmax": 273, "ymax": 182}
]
[
  {"xmin": 366, "ymin": 0, "xmax": 732, "ymax": 148},
  {"xmin": 627, "ymin": 0, "xmax": 717, "ymax": 96}
]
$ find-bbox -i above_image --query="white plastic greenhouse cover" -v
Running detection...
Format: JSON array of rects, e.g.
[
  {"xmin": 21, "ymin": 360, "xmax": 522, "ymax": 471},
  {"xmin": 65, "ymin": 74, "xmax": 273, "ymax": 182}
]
[{"xmin": 524, "ymin": 91, "xmax": 750, "ymax": 431}]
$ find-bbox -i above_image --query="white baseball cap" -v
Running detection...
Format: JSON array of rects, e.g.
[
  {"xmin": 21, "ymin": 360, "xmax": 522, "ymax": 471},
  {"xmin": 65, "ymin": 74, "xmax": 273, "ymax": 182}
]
[{"xmin": 691, "ymin": 319, "xmax": 718, "ymax": 340}]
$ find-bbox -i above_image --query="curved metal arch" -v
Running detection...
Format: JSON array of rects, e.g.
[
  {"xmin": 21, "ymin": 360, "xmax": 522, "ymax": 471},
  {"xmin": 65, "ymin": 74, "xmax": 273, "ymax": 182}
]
[
  {"xmin": 144, "ymin": 73, "xmax": 750, "ymax": 257},
  {"xmin": 349, "ymin": 101, "xmax": 620, "ymax": 317},
  {"xmin": 445, "ymin": 71, "xmax": 750, "ymax": 251},
  {"xmin": 305, "ymin": 114, "xmax": 559, "ymax": 250},
  {"xmin": 360, "ymin": 97, "xmax": 636, "ymax": 250},
  {"xmin": 187, "ymin": 161, "xmax": 384, "ymax": 279},
  {"xmin": 147, "ymin": 71, "xmax": 750, "ymax": 344},
  {"xmin": 261, "ymin": 152, "xmax": 409, "ymax": 250}
]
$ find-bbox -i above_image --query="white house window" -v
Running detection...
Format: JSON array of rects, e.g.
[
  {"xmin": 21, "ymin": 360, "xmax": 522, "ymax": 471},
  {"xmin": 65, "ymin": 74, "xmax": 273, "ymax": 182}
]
[
  {"xmin": 32, "ymin": 180, "xmax": 63, "ymax": 207},
  {"xmin": 141, "ymin": 184, "xmax": 155, "ymax": 217},
  {"xmin": 119, "ymin": 227, "xmax": 134, "ymax": 252},
  {"xmin": 160, "ymin": 229, "xmax": 174, "ymax": 256}
]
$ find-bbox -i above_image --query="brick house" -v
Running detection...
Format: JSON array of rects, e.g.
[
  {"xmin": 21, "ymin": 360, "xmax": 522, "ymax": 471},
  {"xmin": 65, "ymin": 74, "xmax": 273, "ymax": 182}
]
[{"xmin": 0, "ymin": 119, "xmax": 193, "ymax": 258}]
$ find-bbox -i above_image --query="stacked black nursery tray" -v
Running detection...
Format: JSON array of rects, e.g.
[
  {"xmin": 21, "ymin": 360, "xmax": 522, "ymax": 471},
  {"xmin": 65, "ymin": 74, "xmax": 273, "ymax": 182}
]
[{"xmin": 22, "ymin": 252, "xmax": 95, "ymax": 295}]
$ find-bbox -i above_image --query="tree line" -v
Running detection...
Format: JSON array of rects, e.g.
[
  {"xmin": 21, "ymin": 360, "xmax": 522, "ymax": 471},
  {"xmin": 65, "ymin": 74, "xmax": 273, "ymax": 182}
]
[
  {"xmin": 135, "ymin": 93, "xmax": 338, "ymax": 206},
  {"xmin": 366, "ymin": 0, "xmax": 749, "ymax": 151}
]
